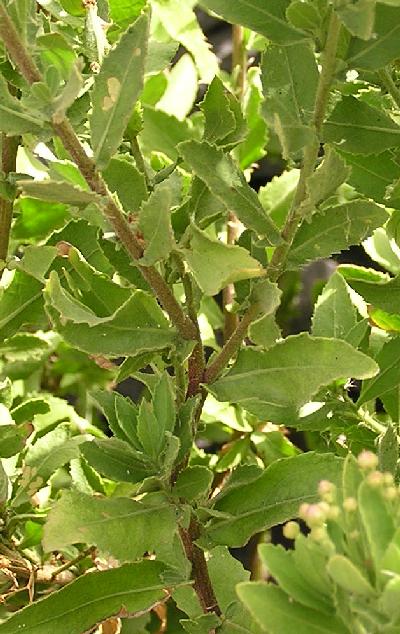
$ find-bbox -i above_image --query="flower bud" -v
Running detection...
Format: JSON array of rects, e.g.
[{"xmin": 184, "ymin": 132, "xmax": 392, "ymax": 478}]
[
  {"xmin": 383, "ymin": 486, "xmax": 397, "ymax": 501},
  {"xmin": 357, "ymin": 450, "xmax": 378, "ymax": 470},
  {"xmin": 283, "ymin": 521, "xmax": 300, "ymax": 540},
  {"xmin": 310, "ymin": 527, "xmax": 326, "ymax": 542},
  {"xmin": 343, "ymin": 497, "xmax": 357, "ymax": 512},
  {"xmin": 366, "ymin": 470, "xmax": 383, "ymax": 488},
  {"xmin": 327, "ymin": 505, "xmax": 340, "ymax": 520},
  {"xmin": 383, "ymin": 473, "xmax": 395, "ymax": 486},
  {"xmin": 304, "ymin": 504, "xmax": 326, "ymax": 528}
]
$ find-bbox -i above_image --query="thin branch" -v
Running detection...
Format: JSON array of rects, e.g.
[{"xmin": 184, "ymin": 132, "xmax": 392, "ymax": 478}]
[
  {"xmin": 204, "ymin": 10, "xmax": 342, "ymax": 382},
  {"xmin": 129, "ymin": 135, "xmax": 151, "ymax": 190},
  {"xmin": 179, "ymin": 518, "xmax": 221, "ymax": 617},
  {"xmin": 204, "ymin": 303, "xmax": 259, "ymax": 384},
  {"xmin": 267, "ymin": 8, "xmax": 341, "ymax": 282},
  {"xmin": 0, "ymin": 5, "xmax": 196, "ymax": 341},
  {"xmin": 379, "ymin": 66, "xmax": 400, "ymax": 111},
  {"xmin": 0, "ymin": 134, "xmax": 19, "ymax": 277}
]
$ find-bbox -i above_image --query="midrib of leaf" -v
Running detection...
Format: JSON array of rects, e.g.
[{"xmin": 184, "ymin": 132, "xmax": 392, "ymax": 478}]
[
  {"xmin": 225, "ymin": 0, "xmax": 299, "ymax": 32},
  {"xmin": 348, "ymin": 21, "xmax": 400, "ymax": 65},
  {"xmin": 345, "ymin": 157, "xmax": 393, "ymax": 184},
  {"xmin": 69, "ymin": 503, "xmax": 172, "ymax": 528},
  {"xmin": 10, "ymin": 583, "xmax": 166, "ymax": 632},
  {"xmin": 284, "ymin": 47, "xmax": 301, "ymax": 122},
  {"xmin": 213, "ymin": 491, "xmax": 319, "ymax": 529},
  {"xmin": 94, "ymin": 32, "xmax": 145, "ymax": 161},
  {"xmin": 220, "ymin": 363, "xmax": 364, "ymax": 382},
  {"xmin": 360, "ymin": 354, "xmax": 400, "ymax": 402},
  {"xmin": 326, "ymin": 121, "xmax": 400, "ymax": 135},
  {"xmin": 0, "ymin": 104, "xmax": 43, "ymax": 126},
  {"xmin": 0, "ymin": 291, "xmax": 42, "ymax": 330}
]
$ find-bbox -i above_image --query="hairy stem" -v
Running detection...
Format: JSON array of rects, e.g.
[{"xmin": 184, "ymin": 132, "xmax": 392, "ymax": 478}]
[
  {"xmin": 0, "ymin": 5, "xmax": 196, "ymax": 341},
  {"xmin": 267, "ymin": 8, "xmax": 341, "ymax": 282},
  {"xmin": 129, "ymin": 135, "xmax": 151, "ymax": 190},
  {"xmin": 204, "ymin": 10, "xmax": 341, "ymax": 381},
  {"xmin": 179, "ymin": 519, "xmax": 221, "ymax": 617},
  {"xmin": 0, "ymin": 134, "xmax": 19, "ymax": 276},
  {"xmin": 204, "ymin": 303, "xmax": 259, "ymax": 384},
  {"xmin": 379, "ymin": 66, "xmax": 400, "ymax": 110}
]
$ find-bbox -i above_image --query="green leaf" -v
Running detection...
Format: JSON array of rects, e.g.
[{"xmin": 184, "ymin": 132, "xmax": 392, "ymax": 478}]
[
  {"xmin": 363, "ymin": 227, "xmax": 400, "ymax": 275},
  {"xmin": 44, "ymin": 490, "xmax": 176, "ymax": 560},
  {"xmin": 237, "ymin": 583, "xmax": 347, "ymax": 633},
  {"xmin": 0, "ymin": 271, "xmax": 45, "ymax": 342},
  {"xmin": 250, "ymin": 313, "xmax": 281, "ymax": 350},
  {"xmin": 301, "ymin": 147, "xmax": 351, "ymax": 218},
  {"xmin": 0, "ymin": 74, "xmax": 45, "ymax": 135},
  {"xmin": 102, "ymin": 157, "xmax": 148, "ymax": 213},
  {"xmin": 138, "ymin": 180, "xmax": 175, "ymax": 265},
  {"xmin": 258, "ymin": 544, "xmax": 333, "ymax": 613},
  {"xmin": 381, "ymin": 577, "xmax": 400, "ymax": 621},
  {"xmin": 45, "ymin": 272, "xmax": 176, "ymax": 357},
  {"xmin": 137, "ymin": 401, "xmax": 164, "ymax": 461},
  {"xmin": 211, "ymin": 333, "xmax": 378, "ymax": 423},
  {"xmin": 326, "ymin": 555, "xmax": 375, "ymax": 597},
  {"xmin": 0, "ymin": 560, "xmax": 169, "ymax": 634},
  {"xmin": 378, "ymin": 424, "xmax": 398, "ymax": 475},
  {"xmin": 323, "ymin": 96, "xmax": 400, "ymax": 154},
  {"xmin": 108, "ymin": 0, "xmax": 146, "ymax": 31},
  {"xmin": 346, "ymin": 4, "xmax": 400, "ymax": 69},
  {"xmin": 90, "ymin": 11, "xmax": 149, "ymax": 169},
  {"xmin": 200, "ymin": 0, "xmax": 308, "ymax": 45},
  {"xmin": 259, "ymin": 169, "xmax": 300, "ymax": 229},
  {"xmin": 208, "ymin": 452, "xmax": 342, "ymax": 546},
  {"xmin": 80, "ymin": 438, "xmax": 153, "ymax": 483},
  {"xmin": 287, "ymin": 200, "xmax": 388, "ymax": 268},
  {"xmin": 344, "ymin": 272, "xmax": 400, "ymax": 313},
  {"xmin": 91, "ymin": 389, "xmax": 140, "ymax": 449},
  {"xmin": 200, "ymin": 76, "xmax": 237, "ymax": 145},
  {"xmin": 157, "ymin": 54, "xmax": 198, "ymax": 121},
  {"xmin": 184, "ymin": 225, "xmax": 264, "ymax": 296},
  {"xmin": 141, "ymin": 106, "xmax": 194, "ymax": 160},
  {"xmin": 153, "ymin": 373, "xmax": 176, "ymax": 435},
  {"xmin": 18, "ymin": 179, "xmax": 102, "ymax": 207},
  {"xmin": 261, "ymin": 42, "xmax": 318, "ymax": 158},
  {"xmin": 337, "ymin": 150, "xmax": 400, "ymax": 205},
  {"xmin": 25, "ymin": 425, "xmax": 86, "ymax": 483},
  {"xmin": 311, "ymin": 272, "xmax": 358, "ymax": 340},
  {"xmin": 179, "ymin": 141, "xmax": 281, "ymax": 244},
  {"xmin": 13, "ymin": 197, "xmax": 67, "ymax": 240},
  {"xmin": 358, "ymin": 479, "xmax": 395, "ymax": 565},
  {"xmin": 286, "ymin": 0, "xmax": 323, "ymax": 35},
  {"xmin": 0, "ymin": 425, "xmax": 25, "ymax": 458},
  {"xmin": 174, "ymin": 466, "xmax": 213, "ymax": 501},
  {"xmin": 152, "ymin": 0, "xmax": 218, "ymax": 83},
  {"xmin": 358, "ymin": 337, "xmax": 400, "ymax": 406},
  {"xmin": 10, "ymin": 398, "xmax": 50, "ymax": 424},
  {"xmin": 207, "ymin": 546, "xmax": 250, "ymax": 630},
  {"xmin": 335, "ymin": 0, "xmax": 376, "ymax": 40}
]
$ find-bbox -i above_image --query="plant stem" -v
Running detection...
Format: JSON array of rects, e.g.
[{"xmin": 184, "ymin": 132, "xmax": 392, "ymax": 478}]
[
  {"xmin": 204, "ymin": 10, "xmax": 341, "ymax": 381},
  {"xmin": 232, "ymin": 24, "xmax": 246, "ymax": 101},
  {"xmin": 267, "ymin": 8, "xmax": 341, "ymax": 282},
  {"xmin": 50, "ymin": 547, "xmax": 95, "ymax": 581},
  {"xmin": 129, "ymin": 135, "xmax": 151, "ymax": 190},
  {"xmin": 204, "ymin": 303, "xmax": 259, "ymax": 384},
  {"xmin": 179, "ymin": 518, "xmax": 221, "ymax": 617},
  {"xmin": 0, "ymin": 134, "xmax": 19, "ymax": 277},
  {"xmin": 378, "ymin": 67, "xmax": 400, "ymax": 110},
  {"xmin": 222, "ymin": 26, "xmax": 247, "ymax": 342},
  {"xmin": 0, "ymin": 5, "xmax": 196, "ymax": 342}
]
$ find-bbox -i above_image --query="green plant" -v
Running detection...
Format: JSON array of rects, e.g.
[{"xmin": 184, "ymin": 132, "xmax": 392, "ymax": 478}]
[
  {"xmin": 238, "ymin": 451, "xmax": 400, "ymax": 634},
  {"xmin": 0, "ymin": 0, "xmax": 400, "ymax": 632}
]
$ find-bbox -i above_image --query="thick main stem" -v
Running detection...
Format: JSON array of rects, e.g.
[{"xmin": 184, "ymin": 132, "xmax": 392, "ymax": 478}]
[
  {"xmin": 179, "ymin": 519, "xmax": 221, "ymax": 617},
  {"xmin": 0, "ymin": 134, "xmax": 19, "ymax": 277},
  {"xmin": 0, "ymin": 6, "xmax": 196, "ymax": 341}
]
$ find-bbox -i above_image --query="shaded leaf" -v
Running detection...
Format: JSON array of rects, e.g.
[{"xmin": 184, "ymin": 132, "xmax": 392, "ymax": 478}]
[
  {"xmin": 179, "ymin": 140, "xmax": 281, "ymax": 244},
  {"xmin": 184, "ymin": 225, "xmax": 264, "ymax": 296},
  {"xmin": 0, "ymin": 561, "xmax": 170, "ymax": 634},
  {"xmin": 287, "ymin": 200, "xmax": 388, "ymax": 268},
  {"xmin": 44, "ymin": 490, "xmax": 176, "ymax": 561}
]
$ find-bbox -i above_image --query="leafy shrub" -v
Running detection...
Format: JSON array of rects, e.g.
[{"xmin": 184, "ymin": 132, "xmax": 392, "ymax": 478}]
[{"xmin": 0, "ymin": 0, "xmax": 399, "ymax": 632}]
